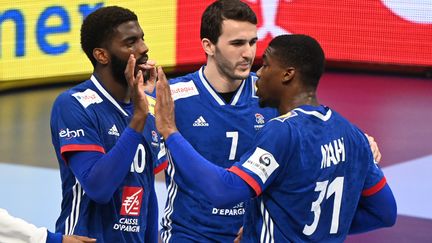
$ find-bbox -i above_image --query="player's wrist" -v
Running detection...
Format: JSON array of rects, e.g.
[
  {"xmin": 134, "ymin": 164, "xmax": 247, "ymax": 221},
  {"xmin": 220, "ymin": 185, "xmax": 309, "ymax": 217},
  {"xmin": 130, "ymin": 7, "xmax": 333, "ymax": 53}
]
[
  {"xmin": 161, "ymin": 128, "xmax": 178, "ymax": 140},
  {"xmin": 129, "ymin": 113, "xmax": 148, "ymax": 132}
]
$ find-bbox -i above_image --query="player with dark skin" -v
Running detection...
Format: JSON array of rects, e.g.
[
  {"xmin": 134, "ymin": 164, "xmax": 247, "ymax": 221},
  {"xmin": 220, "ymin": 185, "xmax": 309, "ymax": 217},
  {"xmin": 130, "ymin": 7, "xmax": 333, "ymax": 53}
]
[
  {"xmin": 51, "ymin": 6, "xmax": 162, "ymax": 242},
  {"xmin": 153, "ymin": 34, "xmax": 396, "ymax": 242}
]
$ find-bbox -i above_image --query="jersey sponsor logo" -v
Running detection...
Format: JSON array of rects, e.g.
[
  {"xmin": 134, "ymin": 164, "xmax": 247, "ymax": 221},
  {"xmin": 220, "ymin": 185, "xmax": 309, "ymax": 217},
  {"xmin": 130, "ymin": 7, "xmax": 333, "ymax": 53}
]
[
  {"xmin": 120, "ymin": 186, "xmax": 143, "ymax": 216},
  {"xmin": 170, "ymin": 81, "xmax": 199, "ymax": 101},
  {"xmin": 212, "ymin": 202, "xmax": 245, "ymax": 216},
  {"xmin": 72, "ymin": 89, "xmax": 103, "ymax": 108},
  {"xmin": 242, "ymin": 147, "xmax": 279, "ymax": 183},
  {"xmin": 108, "ymin": 124, "xmax": 120, "ymax": 137},
  {"xmin": 113, "ymin": 217, "xmax": 141, "ymax": 233},
  {"xmin": 59, "ymin": 128, "xmax": 84, "ymax": 139},
  {"xmin": 192, "ymin": 116, "xmax": 209, "ymax": 127}
]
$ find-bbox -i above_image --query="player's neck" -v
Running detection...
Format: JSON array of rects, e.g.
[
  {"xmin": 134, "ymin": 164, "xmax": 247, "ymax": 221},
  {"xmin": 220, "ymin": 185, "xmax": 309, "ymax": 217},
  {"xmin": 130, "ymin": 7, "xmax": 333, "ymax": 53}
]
[
  {"xmin": 280, "ymin": 91, "xmax": 318, "ymax": 114},
  {"xmin": 203, "ymin": 64, "xmax": 243, "ymax": 93},
  {"xmin": 95, "ymin": 70, "xmax": 131, "ymax": 103}
]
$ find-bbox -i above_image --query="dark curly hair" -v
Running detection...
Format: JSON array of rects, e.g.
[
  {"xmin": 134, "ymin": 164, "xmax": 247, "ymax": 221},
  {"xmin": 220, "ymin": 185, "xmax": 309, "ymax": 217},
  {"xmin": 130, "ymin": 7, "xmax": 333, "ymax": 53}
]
[
  {"xmin": 80, "ymin": 6, "xmax": 138, "ymax": 67},
  {"xmin": 268, "ymin": 34, "xmax": 325, "ymax": 88},
  {"xmin": 200, "ymin": 0, "xmax": 257, "ymax": 44}
]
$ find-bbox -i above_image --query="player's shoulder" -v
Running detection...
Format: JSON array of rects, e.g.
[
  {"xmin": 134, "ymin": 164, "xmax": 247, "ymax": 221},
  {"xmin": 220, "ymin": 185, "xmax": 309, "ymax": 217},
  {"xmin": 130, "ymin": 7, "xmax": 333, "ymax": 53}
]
[
  {"xmin": 269, "ymin": 111, "xmax": 299, "ymax": 124},
  {"xmin": 54, "ymin": 80, "xmax": 101, "ymax": 108},
  {"xmin": 168, "ymin": 70, "xmax": 201, "ymax": 102},
  {"xmin": 169, "ymin": 70, "xmax": 199, "ymax": 84}
]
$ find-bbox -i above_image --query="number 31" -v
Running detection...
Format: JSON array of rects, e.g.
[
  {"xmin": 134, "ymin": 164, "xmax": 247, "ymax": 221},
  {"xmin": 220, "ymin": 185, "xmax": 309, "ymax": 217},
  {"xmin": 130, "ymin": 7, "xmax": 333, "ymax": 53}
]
[{"xmin": 303, "ymin": 177, "xmax": 344, "ymax": 236}]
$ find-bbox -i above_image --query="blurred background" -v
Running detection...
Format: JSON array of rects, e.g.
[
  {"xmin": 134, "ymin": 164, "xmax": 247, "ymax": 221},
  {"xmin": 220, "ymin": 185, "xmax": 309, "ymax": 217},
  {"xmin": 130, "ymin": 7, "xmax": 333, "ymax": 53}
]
[{"xmin": 1, "ymin": 1, "xmax": 431, "ymax": 242}]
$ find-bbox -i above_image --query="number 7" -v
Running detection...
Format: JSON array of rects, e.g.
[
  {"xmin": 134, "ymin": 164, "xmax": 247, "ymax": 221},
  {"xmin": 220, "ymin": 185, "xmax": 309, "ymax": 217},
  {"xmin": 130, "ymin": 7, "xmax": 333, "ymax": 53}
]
[{"xmin": 226, "ymin": 131, "xmax": 238, "ymax": 160}]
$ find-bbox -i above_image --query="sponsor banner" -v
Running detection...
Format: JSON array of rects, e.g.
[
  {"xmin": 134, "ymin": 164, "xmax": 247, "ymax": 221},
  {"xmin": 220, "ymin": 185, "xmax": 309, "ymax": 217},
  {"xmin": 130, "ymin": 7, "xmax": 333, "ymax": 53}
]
[
  {"xmin": 0, "ymin": 0, "xmax": 175, "ymax": 87},
  {"xmin": 176, "ymin": 0, "xmax": 432, "ymax": 69}
]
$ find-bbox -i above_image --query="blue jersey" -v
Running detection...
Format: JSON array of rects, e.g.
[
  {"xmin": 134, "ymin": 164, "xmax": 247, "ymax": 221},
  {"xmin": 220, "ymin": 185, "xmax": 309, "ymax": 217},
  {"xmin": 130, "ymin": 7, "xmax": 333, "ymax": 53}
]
[
  {"xmin": 229, "ymin": 105, "xmax": 386, "ymax": 242},
  {"xmin": 50, "ymin": 75, "xmax": 166, "ymax": 243},
  {"xmin": 160, "ymin": 66, "xmax": 278, "ymax": 242}
]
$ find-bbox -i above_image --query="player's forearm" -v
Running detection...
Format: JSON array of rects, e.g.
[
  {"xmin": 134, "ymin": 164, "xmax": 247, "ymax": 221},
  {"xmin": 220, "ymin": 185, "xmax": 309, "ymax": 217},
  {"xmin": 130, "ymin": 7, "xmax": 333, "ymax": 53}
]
[
  {"xmin": 69, "ymin": 127, "xmax": 142, "ymax": 203},
  {"xmin": 166, "ymin": 132, "xmax": 251, "ymax": 207},
  {"xmin": 349, "ymin": 184, "xmax": 397, "ymax": 234}
]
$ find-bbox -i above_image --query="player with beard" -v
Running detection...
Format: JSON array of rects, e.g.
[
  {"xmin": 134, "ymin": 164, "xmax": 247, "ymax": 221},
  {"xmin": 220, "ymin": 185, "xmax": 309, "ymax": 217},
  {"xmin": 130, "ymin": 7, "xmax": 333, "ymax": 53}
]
[
  {"xmin": 154, "ymin": 34, "xmax": 397, "ymax": 242},
  {"xmin": 152, "ymin": 1, "xmax": 278, "ymax": 242},
  {"xmin": 50, "ymin": 6, "xmax": 166, "ymax": 243},
  {"xmin": 122, "ymin": 0, "xmax": 379, "ymax": 242}
]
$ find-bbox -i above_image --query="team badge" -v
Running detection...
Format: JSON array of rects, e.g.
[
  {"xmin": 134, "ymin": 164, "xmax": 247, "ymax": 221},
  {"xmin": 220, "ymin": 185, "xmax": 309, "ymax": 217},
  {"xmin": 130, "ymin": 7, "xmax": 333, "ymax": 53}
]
[{"xmin": 254, "ymin": 113, "xmax": 265, "ymax": 130}]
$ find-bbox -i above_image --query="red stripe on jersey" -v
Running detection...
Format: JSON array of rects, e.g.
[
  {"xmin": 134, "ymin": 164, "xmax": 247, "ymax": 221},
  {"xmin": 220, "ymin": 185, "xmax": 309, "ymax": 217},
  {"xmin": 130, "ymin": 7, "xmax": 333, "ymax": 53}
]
[
  {"xmin": 154, "ymin": 160, "xmax": 168, "ymax": 174},
  {"xmin": 60, "ymin": 144, "xmax": 105, "ymax": 163},
  {"xmin": 228, "ymin": 166, "xmax": 262, "ymax": 196},
  {"xmin": 362, "ymin": 177, "xmax": 387, "ymax": 197}
]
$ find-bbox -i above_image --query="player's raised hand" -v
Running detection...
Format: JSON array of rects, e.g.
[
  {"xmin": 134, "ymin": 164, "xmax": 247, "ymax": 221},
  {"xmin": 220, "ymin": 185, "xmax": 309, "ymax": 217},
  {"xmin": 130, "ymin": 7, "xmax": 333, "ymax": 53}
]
[
  {"xmin": 125, "ymin": 54, "xmax": 150, "ymax": 132},
  {"xmin": 365, "ymin": 133, "xmax": 382, "ymax": 163},
  {"xmin": 155, "ymin": 66, "xmax": 178, "ymax": 139}
]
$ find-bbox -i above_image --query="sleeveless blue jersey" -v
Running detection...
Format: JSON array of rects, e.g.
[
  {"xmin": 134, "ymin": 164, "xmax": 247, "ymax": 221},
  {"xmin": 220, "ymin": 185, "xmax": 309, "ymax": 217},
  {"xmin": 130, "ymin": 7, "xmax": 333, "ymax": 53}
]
[
  {"xmin": 160, "ymin": 66, "xmax": 278, "ymax": 242},
  {"xmin": 229, "ymin": 105, "xmax": 386, "ymax": 242},
  {"xmin": 50, "ymin": 75, "xmax": 166, "ymax": 243}
]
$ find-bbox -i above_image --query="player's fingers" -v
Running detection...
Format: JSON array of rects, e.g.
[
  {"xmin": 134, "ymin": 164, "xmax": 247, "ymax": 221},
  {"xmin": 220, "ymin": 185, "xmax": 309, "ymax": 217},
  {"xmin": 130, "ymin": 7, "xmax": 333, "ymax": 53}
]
[
  {"xmin": 138, "ymin": 59, "xmax": 156, "ymax": 69},
  {"xmin": 125, "ymin": 54, "xmax": 136, "ymax": 86},
  {"xmin": 136, "ymin": 70, "xmax": 144, "ymax": 87}
]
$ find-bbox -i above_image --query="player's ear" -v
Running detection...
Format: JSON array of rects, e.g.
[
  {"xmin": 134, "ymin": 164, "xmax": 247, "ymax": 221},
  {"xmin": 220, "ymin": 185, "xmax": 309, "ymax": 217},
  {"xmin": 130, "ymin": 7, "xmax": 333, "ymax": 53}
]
[
  {"xmin": 93, "ymin": 48, "xmax": 109, "ymax": 65},
  {"xmin": 282, "ymin": 67, "xmax": 295, "ymax": 84},
  {"xmin": 201, "ymin": 38, "xmax": 215, "ymax": 56}
]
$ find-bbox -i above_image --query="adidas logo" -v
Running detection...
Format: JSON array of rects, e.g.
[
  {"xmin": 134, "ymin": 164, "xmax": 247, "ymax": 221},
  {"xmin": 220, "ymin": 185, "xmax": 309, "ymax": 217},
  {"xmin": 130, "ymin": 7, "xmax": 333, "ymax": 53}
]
[
  {"xmin": 108, "ymin": 125, "xmax": 120, "ymax": 136},
  {"xmin": 193, "ymin": 116, "xmax": 209, "ymax": 127}
]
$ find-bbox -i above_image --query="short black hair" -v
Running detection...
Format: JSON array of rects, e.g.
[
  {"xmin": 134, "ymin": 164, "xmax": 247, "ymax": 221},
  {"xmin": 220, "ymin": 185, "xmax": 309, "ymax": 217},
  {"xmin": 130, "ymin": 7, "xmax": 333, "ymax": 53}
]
[
  {"xmin": 268, "ymin": 34, "xmax": 325, "ymax": 88},
  {"xmin": 200, "ymin": 0, "xmax": 257, "ymax": 44},
  {"xmin": 80, "ymin": 6, "xmax": 138, "ymax": 67}
]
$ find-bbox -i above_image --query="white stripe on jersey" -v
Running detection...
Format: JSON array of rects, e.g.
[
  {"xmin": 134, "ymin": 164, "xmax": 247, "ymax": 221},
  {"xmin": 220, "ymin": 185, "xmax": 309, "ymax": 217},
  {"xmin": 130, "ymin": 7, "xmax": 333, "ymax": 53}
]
[
  {"xmin": 230, "ymin": 79, "xmax": 246, "ymax": 105},
  {"xmin": 251, "ymin": 75, "xmax": 259, "ymax": 98},
  {"xmin": 198, "ymin": 67, "xmax": 247, "ymax": 106},
  {"xmin": 198, "ymin": 67, "xmax": 225, "ymax": 106},
  {"xmin": 71, "ymin": 184, "xmax": 82, "ymax": 234},
  {"xmin": 161, "ymin": 150, "xmax": 178, "ymax": 243},
  {"xmin": 66, "ymin": 180, "xmax": 83, "ymax": 235},
  {"xmin": 90, "ymin": 75, "xmax": 129, "ymax": 117},
  {"xmin": 260, "ymin": 201, "xmax": 275, "ymax": 243},
  {"xmin": 294, "ymin": 107, "xmax": 332, "ymax": 121}
]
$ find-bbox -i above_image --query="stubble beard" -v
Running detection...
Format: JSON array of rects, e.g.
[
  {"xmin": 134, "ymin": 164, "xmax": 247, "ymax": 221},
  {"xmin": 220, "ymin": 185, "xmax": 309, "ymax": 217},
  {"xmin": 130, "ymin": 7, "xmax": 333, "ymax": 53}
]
[{"xmin": 214, "ymin": 47, "xmax": 251, "ymax": 82}]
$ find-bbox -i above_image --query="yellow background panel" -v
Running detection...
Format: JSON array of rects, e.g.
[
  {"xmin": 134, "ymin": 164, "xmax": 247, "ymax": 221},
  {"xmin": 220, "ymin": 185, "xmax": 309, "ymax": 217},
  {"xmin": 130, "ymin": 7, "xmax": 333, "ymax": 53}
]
[{"xmin": 0, "ymin": 0, "xmax": 175, "ymax": 90}]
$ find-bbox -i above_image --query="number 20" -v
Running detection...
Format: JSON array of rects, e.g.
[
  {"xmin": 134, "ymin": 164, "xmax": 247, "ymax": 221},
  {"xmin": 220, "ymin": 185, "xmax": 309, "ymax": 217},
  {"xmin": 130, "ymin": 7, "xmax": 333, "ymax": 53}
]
[{"xmin": 303, "ymin": 177, "xmax": 344, "ymax": 236}]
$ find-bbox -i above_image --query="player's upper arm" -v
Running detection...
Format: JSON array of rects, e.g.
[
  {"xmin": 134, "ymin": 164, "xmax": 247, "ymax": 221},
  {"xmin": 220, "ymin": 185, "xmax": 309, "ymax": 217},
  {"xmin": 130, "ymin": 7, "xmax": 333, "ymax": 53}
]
[{"xmin": 230, "ymin": 119, "xmax": 293, "ymax": 196}]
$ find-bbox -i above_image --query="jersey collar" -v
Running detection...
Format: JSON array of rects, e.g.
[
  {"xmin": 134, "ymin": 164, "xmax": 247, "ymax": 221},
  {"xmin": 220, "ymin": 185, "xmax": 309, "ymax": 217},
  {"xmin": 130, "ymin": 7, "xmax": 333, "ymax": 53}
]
[
  {"xmin": 198, "ymin": 66, "xmax": 246, "ymax": 106},
  {"xmin": 90, "ymin": 75, "xmax": 129, "ymax": 117}
]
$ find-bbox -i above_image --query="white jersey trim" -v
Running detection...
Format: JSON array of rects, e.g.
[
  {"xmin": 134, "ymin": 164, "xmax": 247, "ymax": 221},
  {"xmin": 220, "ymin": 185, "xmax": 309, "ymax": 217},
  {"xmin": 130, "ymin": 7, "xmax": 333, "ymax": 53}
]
[
  {"xmin": 198, "ymin": 67, "xmax": 246, "ymax": 106},
  {"xmin": 294, "ymin": 107, "xmax": 332, "ymax": 121},
  {"xmin": 66, "ymin": 179, "xmax": 82, "ymax": 235},
  {"xmin": 161, "ymin": 150, "xmax": 178, "ymax": 243},
  {"xmin": 90, "ymin": 75, "xmax": 129, "ymax": 117},
  {"xmin": 260, "ymin": 200, "xmax": 275, "ymax": 243},
  {"xmin": 231, "ymin": 78, "xmax": 246, "ymax": 105}
]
